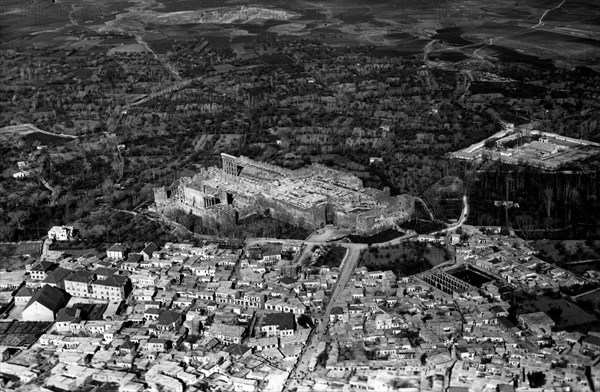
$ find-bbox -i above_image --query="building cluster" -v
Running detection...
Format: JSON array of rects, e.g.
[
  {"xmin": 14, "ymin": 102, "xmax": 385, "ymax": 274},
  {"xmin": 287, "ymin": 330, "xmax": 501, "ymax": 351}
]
[
  {"xmin": 3, "ymin": 225, "xmax": 600, "ymax": 391},
  {"xmin": 452, "ymin": 124, "xmax": 600, "ymax": 170},
  {"xmin": 0, "ymin": 237, "xmax": 340, "ymax": 392},
  {"xmin": 287, "ymin": 226, "xmax": 600, "ymax": 392},
  {"xmin": 154, "ymin": 153, "xmax": 413, "ymax": 235}
]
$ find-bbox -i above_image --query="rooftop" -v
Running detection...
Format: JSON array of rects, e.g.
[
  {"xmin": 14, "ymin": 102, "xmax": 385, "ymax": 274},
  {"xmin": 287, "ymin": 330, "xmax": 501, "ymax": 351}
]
[{"xmin": 25, "ymin": 285, "xmax": 69, "ymax": 313}]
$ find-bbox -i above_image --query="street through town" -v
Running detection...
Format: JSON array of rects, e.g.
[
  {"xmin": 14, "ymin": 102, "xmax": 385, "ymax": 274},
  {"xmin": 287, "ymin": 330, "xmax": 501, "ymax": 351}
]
[
  {"xmin": 281, "ymin": 194, "xmax": 469, "ymax": 389},
  {"xmin": 283, "ymin": 243, "xmax": 365, "ymax": 390}
]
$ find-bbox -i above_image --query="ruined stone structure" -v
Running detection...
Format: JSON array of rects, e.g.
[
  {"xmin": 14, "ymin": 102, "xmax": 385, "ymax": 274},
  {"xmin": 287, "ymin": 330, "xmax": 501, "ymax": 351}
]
[
  {"xmin": 154, "ymin": 153, "xmax": 414, "ymax": 234},
  {"xmin": 419, "ymin": 271, "xmax": 476, "ymax": 295}
]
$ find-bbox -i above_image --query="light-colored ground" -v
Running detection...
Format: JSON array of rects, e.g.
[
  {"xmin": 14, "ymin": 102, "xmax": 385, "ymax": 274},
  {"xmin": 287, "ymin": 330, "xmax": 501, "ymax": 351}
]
[
  {"xmin": 304, "ymin": 226, "xmax": 349, "ymax": 242},
  {"xmin": 107, "ymin": 43, "xmax": 149, "ymax": 55},
  {"xmin": 103, "ymin": 5, "xmax": 299, "ymax": 33},
  {"xmin": 5, "ymin": 304, "xmax": 25, "ymax": 321}
]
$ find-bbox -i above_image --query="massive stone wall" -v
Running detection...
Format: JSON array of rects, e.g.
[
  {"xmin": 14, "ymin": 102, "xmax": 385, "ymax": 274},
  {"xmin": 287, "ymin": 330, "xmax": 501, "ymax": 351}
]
[
  {"xmin": 153, "ymin": 154, "xmax": 416, "ymax": 235},
  {"xmin": 254, "ymin": 195, "xmax": 321, "ymax": 230}
]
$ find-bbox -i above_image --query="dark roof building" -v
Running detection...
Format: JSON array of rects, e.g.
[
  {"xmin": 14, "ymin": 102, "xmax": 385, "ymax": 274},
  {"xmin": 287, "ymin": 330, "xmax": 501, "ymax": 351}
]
[
  {"xmin": 141, "ymin": 243, "xmax": 159, "ymax": 260},
  {"xmin": 55, "ymin": 307, "xmax": 82, "ymax": 323},
  {"xmin": 263, "ymin": 312, "xmax": 295, "ymax": 331},
  {"xmin": 30, "ymin": 261, "xmax": 59, "ymax": 280},
  {"xmin": 157, "ymin": 309, "xmax": 184, "ymax": 330},
  {"xmin": 14, "ymin": 286, "xmax": 33, "ymax": 299},
  {"xmin": 64, "ymin": 270, "xmax": 95, "ymax": 283},
  {"xmin": 223, "ymin": 343, "xmax": 252, "ymax": 358},
  {"xmin": 42, "ymin": 267, "xmax": 73, "ymax": 287},
  {"xmin": 92, "ymin": 267, "xmax": 120, "ymax": 279},
  {"xmin": 30, "ymin": 261, "xmax": 58, "ymax": 273},
  {"xmin": 127, "ymin": 254, "xmax": 143, "ymax": 264},
  {"xmin": 22, "ymin": 285, "xmax": 70, "ymax": 321}
]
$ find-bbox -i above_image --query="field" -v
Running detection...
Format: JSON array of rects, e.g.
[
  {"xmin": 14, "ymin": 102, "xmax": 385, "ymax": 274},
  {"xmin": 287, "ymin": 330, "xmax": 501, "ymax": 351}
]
[
  {"xmin": 0, "ymin": 125, "xmax": 75, "ymax": 146},
  {"xmin": 0, "ymin": 321, "xmax": 53, "ymax": 348},
  {"xmin": 1, "ymin": 0, "xmax": 598, "ymax": 70},
  {"xmin": 0, "ymin": 242, "xmax": 42, "ymax": 259}
]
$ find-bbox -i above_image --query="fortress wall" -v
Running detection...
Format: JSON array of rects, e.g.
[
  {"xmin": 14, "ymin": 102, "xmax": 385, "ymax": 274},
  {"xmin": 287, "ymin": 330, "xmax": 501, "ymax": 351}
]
[
  {"xmin": 255, "ymin": 195, "xmax": 320, "ymax": 230},
  {"xmin": 335, "ymin": 210, "xmax": 358, "ymax": 229},
  {"xmin": 311, "ymin": 203, "xmax": 328, "ymax": 228},
  {"xmin": 154, "ymin": 187, "xmax": 168, "ymax": 204},
  {"xmin": 182, "ymin": 186, "xmax": 206, "ymax": 209}
]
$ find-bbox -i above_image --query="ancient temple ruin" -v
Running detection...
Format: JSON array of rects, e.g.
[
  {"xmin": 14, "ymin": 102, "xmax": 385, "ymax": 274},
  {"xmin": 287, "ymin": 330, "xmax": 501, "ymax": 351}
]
[{"xmin": 154, "ymin": 153, "xmax": 414, "ymax": 235}]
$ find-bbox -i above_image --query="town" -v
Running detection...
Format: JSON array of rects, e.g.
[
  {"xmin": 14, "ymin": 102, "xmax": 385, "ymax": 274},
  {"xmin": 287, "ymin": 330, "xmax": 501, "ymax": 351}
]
[
  {"xmin": 2, "ymin": 0, "xmax": 600, "ymax": 391},
  {"xmin": 1, "ymin": 218, "xmax": 600, "ymax": 392}
]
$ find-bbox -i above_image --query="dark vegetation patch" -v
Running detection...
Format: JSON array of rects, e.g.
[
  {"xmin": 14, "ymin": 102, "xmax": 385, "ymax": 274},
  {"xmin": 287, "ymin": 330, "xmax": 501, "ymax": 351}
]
[
  {"xmin": 154, "ymin": 0, "xmax": 228, "ymax": 12},
  {"xmin": 432, "ymin": 27, "xmax": 474, "ymax": 46},
  {"xmin": 22, "ymin": 132, "xmax": 73, "ymax": 146},
  {"xmin": 349, "ymin": 229, "xmax": 405, "ymax": 244},
  {"xmin": 398, "ymin": 220, "xmax": 446, "ymax": 235},
  {"xmin": 313, "ymin": 245, "xmax": 346, "ymax": 268},
  {"xmin": 433, "ymin": 51, "xmax": 469, "ymax": 63},
  {"xmin": 486, "ymin": 45, "xmax": 555, "ymax": 69},
  {"xmin": 296, "ymin": 9, "xmax": 327, "ymax": 21},
  {"xmin": 470, "ymin": 81, "xmax": 547, "ymax": 99},
  {"xmin": 338, "ymin": 8, "xmax": 372, "ymax": 24},
  {"xmin": 360, "ymin": 242, "xmax": 448, "ymax": 277},
  {"xmin": 516, "ymin": 294, "xmax": 597, "ymax": 331},
  {"xmin": 261, "ymin": 54, "xmax": 294, "ymax": 65},
  {"xmin": 465, "ymin": 165, "xmax": 600, "ymax": 235},
  {"xmin": 385, "ymin": 32, "xmax": 412, "ymax": 40},
  {"xmin": 76, "ymin": 209, "xmax": 185, "ymax": 252},
  {"xmin": 531, "ymin": 239, "xmax": 600, "ymax": 266}
]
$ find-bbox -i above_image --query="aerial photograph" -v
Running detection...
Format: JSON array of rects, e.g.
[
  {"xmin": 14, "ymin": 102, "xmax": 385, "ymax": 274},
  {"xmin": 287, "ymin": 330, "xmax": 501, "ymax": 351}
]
[{"xmin": 1, "ymin": 0, "xmax": 600, "ymax": 391}]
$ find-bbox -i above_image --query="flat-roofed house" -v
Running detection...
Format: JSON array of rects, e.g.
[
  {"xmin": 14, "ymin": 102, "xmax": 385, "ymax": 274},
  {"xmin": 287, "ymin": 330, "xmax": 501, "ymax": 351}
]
[{"xmin": 518, "ymin": 312, "xmax": 555, "ymax": 336}]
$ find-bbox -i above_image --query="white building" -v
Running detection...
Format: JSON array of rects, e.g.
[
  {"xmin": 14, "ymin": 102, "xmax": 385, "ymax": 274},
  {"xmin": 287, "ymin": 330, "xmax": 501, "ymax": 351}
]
[
  {"xmin": 107, "ymin": 243, "xmax": 127, "ymax": 260},
  {"xmin": 48, "ymin": 226, "xmax": 76, "ymax": 241},
  {"xmin": 22, "ymin": 285, "xmax": 68, "ymax": 322}
]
